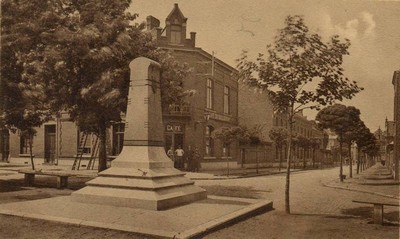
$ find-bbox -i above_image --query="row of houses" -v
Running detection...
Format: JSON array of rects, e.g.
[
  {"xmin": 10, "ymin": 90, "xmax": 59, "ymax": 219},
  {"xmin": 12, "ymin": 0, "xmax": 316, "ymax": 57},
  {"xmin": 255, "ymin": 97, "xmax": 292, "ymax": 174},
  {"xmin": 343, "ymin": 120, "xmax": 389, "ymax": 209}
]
[
  {"xmin": 390, "ymin": 70, "xmax": 399, "ymax": 180},
  {"xmin": 0, "ymin": 4, "xmax": 325, "ymax": 170}
]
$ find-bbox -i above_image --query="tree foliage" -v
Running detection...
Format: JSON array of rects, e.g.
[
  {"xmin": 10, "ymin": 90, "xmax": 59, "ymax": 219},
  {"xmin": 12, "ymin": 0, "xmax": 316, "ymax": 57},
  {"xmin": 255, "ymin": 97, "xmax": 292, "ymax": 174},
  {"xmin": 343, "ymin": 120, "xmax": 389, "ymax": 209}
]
[
  {"xmin": 237, "ymin": 15, "xmax": 363, "ymax": 115},
  {"xmin": 236, "ymin": 15, "xmax": 362, "ymax": 214},
  {"xmin": 269, "ymin": 127, "xmax": 288, "ymax": 149},
  {"xmin": 1, "ymin": 0, "xmax": 192, "ymax": 172},
  {"xmin": 213, "ymin": 126, "xmax": 251, "ymax": 146},
  {"xmin": 316, "ymin": 104, "xmax": 363, "ymax": 180}
]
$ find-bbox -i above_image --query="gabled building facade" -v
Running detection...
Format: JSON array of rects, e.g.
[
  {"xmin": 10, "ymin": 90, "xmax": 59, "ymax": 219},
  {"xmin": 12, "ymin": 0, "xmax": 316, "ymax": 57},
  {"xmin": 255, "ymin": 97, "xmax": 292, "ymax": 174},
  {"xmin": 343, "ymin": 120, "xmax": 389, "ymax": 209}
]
[{"xmin": 146, "ymin": 4, "xmax": 239, "ymax": 169}]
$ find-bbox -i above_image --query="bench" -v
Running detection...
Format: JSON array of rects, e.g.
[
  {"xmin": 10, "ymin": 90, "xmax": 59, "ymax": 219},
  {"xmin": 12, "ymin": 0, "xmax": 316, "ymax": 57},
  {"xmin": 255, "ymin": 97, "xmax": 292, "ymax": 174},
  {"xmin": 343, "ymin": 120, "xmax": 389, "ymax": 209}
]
[
  {"xmin": 352, "ymin": 199, "xmax": 400, "ymax": 224},
  {"xmin": 19, "ymin": 170, "xmax": 76, "ymax": 189}
]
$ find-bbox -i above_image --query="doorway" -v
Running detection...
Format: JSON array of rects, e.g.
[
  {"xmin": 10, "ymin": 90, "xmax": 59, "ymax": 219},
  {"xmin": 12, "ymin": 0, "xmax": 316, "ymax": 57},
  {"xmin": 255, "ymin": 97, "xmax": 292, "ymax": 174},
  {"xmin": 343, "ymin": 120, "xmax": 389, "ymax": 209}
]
[
  {"xmin": 44, "ymin": 125, "xmax": 56, "ymax": 164},
  {"xmin": 165, "ymin": 134, "xmax": 184, "ymax": 152}
]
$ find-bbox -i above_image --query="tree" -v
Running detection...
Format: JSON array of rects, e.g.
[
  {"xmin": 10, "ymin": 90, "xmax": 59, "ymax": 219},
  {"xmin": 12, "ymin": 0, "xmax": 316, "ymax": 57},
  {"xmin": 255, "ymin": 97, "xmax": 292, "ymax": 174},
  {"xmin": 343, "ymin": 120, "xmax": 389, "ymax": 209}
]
[
  {"xmin": 1, "ymin": 0, "xmax": 54, "ymax": 169},
  {"xmin": 357, "ymin": 130, "xmax": 378, "ymax": 170},
  {"xmin": 237, "ymin": 15, "xmax": 362, "ymax": 213},
  {"xmin": 269, "ymin": 127, "xmax": 288, "ymax": 171},
  {"xmin": 342, "ymin": 119, "xmax": 368, "ymax": 177},
  {"xmin": 316, "ymin": 104, "xmax": 361, "ymax": 182},
  {"xmin": 213, "ymin": 126, "xmax": 250, "ymax": 176},
  {"xmin": 1, "ymin": 0, "xmax": 192, "ymax": 172}
]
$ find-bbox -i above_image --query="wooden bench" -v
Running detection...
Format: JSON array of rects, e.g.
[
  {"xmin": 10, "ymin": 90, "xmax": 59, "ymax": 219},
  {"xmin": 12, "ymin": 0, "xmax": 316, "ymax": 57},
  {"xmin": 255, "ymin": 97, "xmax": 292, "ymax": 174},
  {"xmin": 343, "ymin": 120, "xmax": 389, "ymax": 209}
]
[
  {"xmin": 19, "ymin": 170, "xmax": 76, "ymax": 189},
  {"xmin": 352, "ymin": 199, "xmax": 400, "ymax": 224}
]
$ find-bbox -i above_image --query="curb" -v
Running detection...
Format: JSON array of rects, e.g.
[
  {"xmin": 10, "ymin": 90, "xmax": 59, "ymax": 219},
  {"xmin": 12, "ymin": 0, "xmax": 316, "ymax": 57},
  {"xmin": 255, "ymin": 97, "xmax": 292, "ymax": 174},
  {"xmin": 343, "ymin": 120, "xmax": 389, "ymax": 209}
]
[
  {"xmin": 322, "ymin": 182, "xmax": 400, "ymax": 200},
  {"xmin": 189, "ymin": 169, "xmax": 306, "ymax": 181},
  {"xmin": 0, "ymin": 197, "xmax": 273, "ymax": 239},
  {"xmin": 173, "ymin": 199, "xmax": 273, "ymax": 239}
]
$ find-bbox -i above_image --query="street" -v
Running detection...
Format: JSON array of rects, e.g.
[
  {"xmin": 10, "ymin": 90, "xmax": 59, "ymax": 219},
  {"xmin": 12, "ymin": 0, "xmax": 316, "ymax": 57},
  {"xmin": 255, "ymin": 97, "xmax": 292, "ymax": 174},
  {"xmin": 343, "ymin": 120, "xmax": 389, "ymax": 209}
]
[
  {"xmin": 196, "ymin": 166, "xmax": 400, "ymax": 239},
  {"xmin": 0, "ymin": 165, "xmax": 398, "ymax": 239}
]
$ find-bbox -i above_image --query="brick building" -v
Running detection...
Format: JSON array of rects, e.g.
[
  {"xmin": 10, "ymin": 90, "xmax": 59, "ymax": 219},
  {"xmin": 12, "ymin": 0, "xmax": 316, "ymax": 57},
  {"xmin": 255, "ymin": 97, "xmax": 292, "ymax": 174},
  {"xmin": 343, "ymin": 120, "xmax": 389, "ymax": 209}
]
[
  {"xmin": 238, "ymin": 81, "xmax": 326, "ymax": 168},
  {"xmin": 273, "ymin": 111, "xmax": 326, "ymax": 167},
  {"xmin": 145, "ymin": 4, "xmax": 239, "ymax": 169},
  {"xmin": 238, "ymin": 84, "xmax": 274, "ymax": 167},
  {"xmin": 2, "ymin": 4, "xmax": 240, "ymax": 170}
]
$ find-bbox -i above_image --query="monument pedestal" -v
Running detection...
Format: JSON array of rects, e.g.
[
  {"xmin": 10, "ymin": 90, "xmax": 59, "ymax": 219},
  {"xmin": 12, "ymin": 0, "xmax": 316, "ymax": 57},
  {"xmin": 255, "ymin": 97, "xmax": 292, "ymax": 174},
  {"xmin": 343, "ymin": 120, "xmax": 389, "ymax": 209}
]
[{"xmin": 71, "ymin": 57, "xmax": 206, "ymax": 210}]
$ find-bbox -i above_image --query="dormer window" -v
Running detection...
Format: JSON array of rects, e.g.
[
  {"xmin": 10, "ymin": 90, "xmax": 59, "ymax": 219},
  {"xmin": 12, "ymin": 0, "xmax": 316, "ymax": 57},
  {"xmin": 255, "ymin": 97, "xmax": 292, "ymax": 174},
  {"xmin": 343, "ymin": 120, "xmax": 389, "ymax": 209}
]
[{"xmin": 170, "ymin": 25, "xmax": 182, "ymax": 44}]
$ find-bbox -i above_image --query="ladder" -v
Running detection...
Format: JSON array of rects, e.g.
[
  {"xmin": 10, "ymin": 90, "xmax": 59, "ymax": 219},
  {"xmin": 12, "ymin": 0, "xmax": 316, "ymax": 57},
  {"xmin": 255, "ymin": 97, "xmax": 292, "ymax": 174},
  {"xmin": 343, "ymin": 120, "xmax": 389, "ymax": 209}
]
[
  {"xmin": 72, "ymin": 133, "xmax": 88, "ymax": 170},
  {"xmin": 86, "ymin": 137, "xmax": 99, "ymax": 170}
]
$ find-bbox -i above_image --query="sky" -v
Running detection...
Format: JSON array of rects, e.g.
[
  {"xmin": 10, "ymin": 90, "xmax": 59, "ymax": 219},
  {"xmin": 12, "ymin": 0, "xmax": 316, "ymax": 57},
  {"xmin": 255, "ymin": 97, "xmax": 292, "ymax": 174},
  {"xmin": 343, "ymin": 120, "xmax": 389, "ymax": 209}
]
[{"xmin": 129, "ymin": 0, "xmax": 400, "ymax": 132}]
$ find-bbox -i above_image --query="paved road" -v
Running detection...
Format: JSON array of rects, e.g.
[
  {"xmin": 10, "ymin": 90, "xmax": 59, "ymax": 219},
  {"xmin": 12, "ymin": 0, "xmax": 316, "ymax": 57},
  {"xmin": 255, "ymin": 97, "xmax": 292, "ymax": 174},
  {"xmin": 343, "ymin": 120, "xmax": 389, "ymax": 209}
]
[{"xmin": 196, "ymin": 166, "xmax": 399, "ymax": 239}]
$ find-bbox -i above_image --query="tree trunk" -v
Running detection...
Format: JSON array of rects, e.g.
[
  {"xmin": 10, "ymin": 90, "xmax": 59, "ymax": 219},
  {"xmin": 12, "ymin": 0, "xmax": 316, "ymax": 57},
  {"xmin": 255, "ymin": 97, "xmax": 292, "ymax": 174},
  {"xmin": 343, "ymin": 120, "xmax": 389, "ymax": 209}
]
[
  {"xmin": 312, "ymin": 148, "xmax": 315, "ymax": 168},
  {"xmin": 279, "ymin": 146, "xmax": 282, "ymax": 172},
  {"xmin": 98, "ymin": 126, "xmax": 108, "ymax": 172},
  {"xmin": 348, "ymin": 144, "xmax": 353, "ymax": 178},
  {"xmin": 285, "ymin": 115, "xmax": 293, "ymax": 214},
  {"xmin": 29, "ymin": 135, "xmax": 35, "ymax": 170},
  {"xmin": 303, "ymin": 147, "xmax": 306, "ymax": 169},
  {"xmin": 356, "ymin": 148, "xmax": 360, "ymax": 174},
  {"xmin": 339, "ymin": 140, "xmax": 343, "ymax": 182}
]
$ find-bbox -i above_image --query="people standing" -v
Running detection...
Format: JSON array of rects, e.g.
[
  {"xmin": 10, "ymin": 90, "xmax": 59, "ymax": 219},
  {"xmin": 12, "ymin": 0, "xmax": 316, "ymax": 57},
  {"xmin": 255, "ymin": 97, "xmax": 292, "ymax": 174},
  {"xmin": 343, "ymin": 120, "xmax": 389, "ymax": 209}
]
[
  {"xmin": 167, "ymin": 146, "xmax": 176, "ymax": 167},
  {"xmin": 175, "ymin": 145, "xmax": 185, "ymax": 169}
]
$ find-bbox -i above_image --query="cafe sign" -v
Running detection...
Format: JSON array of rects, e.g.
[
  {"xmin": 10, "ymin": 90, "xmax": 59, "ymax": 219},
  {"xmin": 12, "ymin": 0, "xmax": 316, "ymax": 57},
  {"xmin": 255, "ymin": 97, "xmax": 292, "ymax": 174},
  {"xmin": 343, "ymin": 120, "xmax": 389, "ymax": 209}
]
[{"xmin": 165, "ymin": 123, "xmax": 185, "ymax": 133}]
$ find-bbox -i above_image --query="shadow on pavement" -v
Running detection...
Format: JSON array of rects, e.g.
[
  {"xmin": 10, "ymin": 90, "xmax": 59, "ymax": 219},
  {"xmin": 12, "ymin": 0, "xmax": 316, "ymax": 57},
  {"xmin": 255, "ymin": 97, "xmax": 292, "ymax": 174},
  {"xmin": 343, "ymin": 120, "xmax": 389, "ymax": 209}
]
[
  {"xmin": 200, "ymin": 185, "xmax": 269, "ymax": 199},
  {"xmin": 342, "ymin": 206, "xmax": 400, "ymax": 225}
]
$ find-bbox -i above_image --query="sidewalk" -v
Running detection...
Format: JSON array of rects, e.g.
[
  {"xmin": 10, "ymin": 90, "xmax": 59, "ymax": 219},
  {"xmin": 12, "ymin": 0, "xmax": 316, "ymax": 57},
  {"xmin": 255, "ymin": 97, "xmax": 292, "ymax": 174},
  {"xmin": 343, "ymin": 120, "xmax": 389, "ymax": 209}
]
[
  {"xmin": 0, "ymin": 161, "xmax": 309, "ymax": 181},
  {"xmin": 323, "ymin": 163, "xmax": 400, "ymax": 199},
  {"xmin": 0, "ymin": 163, "xmax": 275, "ymax": 239}
]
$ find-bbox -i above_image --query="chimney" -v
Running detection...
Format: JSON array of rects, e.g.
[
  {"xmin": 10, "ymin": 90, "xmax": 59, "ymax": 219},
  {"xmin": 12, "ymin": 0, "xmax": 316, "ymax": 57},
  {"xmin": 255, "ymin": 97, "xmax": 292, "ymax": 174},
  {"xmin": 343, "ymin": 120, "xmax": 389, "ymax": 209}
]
[
  {"xmin": 146, "ymin": 15, "xmax": 160, "ymax": 31},
  {"xmin": 190, "ymin": 32, "xmax": 196, "ymax": 47}
]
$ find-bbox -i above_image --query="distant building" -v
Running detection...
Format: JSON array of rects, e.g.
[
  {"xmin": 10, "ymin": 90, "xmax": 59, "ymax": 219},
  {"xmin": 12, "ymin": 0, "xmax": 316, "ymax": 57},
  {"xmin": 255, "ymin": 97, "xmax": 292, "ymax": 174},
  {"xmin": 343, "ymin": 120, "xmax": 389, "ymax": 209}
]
[
  {"xmin": 393, "ymin": 70, "xmax": 400, "ymax": 180},
  {"xmin": 238, "ymin": 82, "xmax": 326, "ymax": 167},
  {"xmin": 373, "ymin": 127, "xmax": 386, "ymax": 158}
]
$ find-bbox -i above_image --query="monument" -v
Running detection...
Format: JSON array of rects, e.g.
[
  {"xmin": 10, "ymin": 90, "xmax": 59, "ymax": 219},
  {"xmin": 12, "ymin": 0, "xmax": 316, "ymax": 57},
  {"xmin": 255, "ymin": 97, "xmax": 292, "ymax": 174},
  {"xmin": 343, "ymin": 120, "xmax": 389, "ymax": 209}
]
[{"xmin": 72, "ymin": 57, "xmax": 207, "ymax": 210}]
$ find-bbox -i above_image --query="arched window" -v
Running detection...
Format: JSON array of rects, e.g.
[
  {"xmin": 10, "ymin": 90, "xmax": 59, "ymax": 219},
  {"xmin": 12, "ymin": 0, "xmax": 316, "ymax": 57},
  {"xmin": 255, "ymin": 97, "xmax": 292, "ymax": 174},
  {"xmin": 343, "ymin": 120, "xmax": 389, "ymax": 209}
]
[{"xmin": 205, "ymin": 125, "xmax": 214, "ymax": 156}]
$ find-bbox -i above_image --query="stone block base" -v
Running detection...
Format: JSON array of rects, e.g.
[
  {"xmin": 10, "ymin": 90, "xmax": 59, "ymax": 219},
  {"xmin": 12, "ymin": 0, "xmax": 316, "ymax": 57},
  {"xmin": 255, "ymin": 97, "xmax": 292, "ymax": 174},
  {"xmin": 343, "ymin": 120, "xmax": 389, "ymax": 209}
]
[{"xmin": 72, "ymin": 184, "xmax": 207, "ymax": 210}]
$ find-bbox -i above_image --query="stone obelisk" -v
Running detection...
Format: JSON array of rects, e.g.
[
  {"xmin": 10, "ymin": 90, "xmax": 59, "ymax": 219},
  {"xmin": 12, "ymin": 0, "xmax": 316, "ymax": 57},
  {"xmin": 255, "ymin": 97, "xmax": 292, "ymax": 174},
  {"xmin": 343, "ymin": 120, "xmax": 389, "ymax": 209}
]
[{"xmin": 72, "ymin": 57, "xmax": 206, "ymax": 210}]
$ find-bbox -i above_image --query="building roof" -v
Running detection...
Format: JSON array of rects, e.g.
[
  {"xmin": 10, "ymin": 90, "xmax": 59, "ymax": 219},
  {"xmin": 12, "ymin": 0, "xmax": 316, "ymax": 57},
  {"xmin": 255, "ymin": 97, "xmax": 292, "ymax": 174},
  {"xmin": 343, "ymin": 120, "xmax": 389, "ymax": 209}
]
[{"xmin": 166, "ymin": 3, "xmax": 187, "ymax": 23}]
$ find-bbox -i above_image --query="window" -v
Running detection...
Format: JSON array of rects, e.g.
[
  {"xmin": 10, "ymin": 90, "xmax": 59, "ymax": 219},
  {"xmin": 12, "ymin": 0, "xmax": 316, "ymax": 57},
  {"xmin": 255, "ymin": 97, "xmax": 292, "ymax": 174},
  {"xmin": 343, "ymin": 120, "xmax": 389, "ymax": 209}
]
[
  {"xmin": 112, "ymin": 123, "xmax": 125, "ymax": 156},
  {"xmin": 224, "ymin": 86, "xmax": 230, "ymax": 114},
  {"xmin": 170, "ymin": 25, "xmax": 182, "ymax": 44},
  {"xmin": 205, "ymin": 125, "xmax": 214, "ymax": 156},
  {"xmin": 206, "ymin": 79, "xmax": 213, "ymax": 109},
  {"xmin": 20, "ymin": 134, "xmax": 31, "ymax": 154}
]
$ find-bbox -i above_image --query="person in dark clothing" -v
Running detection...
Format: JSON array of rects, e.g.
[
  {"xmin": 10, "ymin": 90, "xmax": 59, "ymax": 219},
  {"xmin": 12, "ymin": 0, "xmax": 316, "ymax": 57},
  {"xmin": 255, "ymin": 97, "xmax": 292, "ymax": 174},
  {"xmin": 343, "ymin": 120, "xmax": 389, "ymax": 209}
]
[
  {"xmin": 186, "ymin": 145, "xmax": 194, "ymax": 171},
  {"xmin": 192, "ymin": 147, "xmax": 201, "ymax": 172}
]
